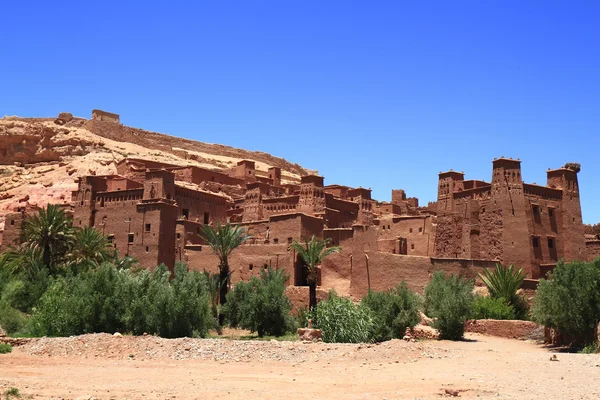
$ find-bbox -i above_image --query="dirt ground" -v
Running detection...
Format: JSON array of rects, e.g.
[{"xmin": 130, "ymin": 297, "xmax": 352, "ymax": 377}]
[{"xmin": 1, "ymin": 332, "xmax": 599, "ymax": 400}]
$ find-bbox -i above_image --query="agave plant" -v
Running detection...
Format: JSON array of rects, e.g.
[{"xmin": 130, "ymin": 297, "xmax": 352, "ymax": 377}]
[{"xmin": 478, "ymin": 263, "xmax": 526, "ymax": 306}]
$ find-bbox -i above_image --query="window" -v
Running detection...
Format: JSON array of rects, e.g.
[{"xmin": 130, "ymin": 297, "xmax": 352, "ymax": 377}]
[
  {"xmin": 418, "ymin": 227, "xmax": 423, "ymax": 233},
  {"xmin": 145, "ymin": 223, "xmax": 151, "ymax": 232},
  {"xmin": 549, "ymin": 208, "xmax": 554, "ymax": 217},
  {"xmin": 409, "ymin": 228, "xmax": 413, "ymax": 233},
  {"xmin": 108, "ymin": 235, "xmax": 114, "ymax": 244},
  {"xmin": 249, "ymin": 264, "xmax": 253, "ymax": 271},
  {"xmin": 203, "ymin": 212, "xmax": 209, "ymax": 225},
  {"xmin": 10, "ymin": 220, "xmax": 14, "ymax": 225},
  {"xmin": 182, "ymin": 209, "xmax": 189, "ymax": 219},
  {"xmin": 177, "ymin": 233, "xmax": 181, "ymax": 239},
  {"xmin": 273, "ymin": 238, "xmax": 279, "ymax": 244},
  {"xmin": 532, "ymin": 205, "xmax": 540, "ymax": 215},
  {"xmin": 532, "ymin": 237, "xmax": 539, "ymax": 248},
  {"xmin": 288, "ymin": 237, "xmax": 293, "ymax": 244},
  {"xmin": 387, "ymin": 225, "xmax": 391, "ymax": 230},
  {"xmin": 548, "ymin": 238, "xmax": 554, "ymax": 249},
  {"xmin": 411, "ymin": 244, "xmax": 415, "ymax": 250},
  {"xmin": 145, "ymin": 246, "xmax": 149, "ymax": 253},
  {"xmin": 128, "ymin": 233, "xmax": 134, "ymax": 244}
]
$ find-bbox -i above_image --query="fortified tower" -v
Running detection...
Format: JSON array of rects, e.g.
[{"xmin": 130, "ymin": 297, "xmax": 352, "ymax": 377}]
[
  {"xmin": 436, "ymin": 170, "xmax": 464, "ymax": 214},
  {"xmin": 298, "ymin": 175, "xmax": 325, "ymax": 214},
  {"xmin": 547, "ymin": 165, "xmax": 585, "ymax": 261},
  {"xmin": 490, "ymin": 157, "xmax": 532, "ymax": 276}
]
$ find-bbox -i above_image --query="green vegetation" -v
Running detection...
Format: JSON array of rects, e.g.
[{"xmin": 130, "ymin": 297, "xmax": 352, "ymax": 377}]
[
  {"xmin": 424, "ymin": 271, "xmax": 474, "ymax": 340},
  {"xmin": 532, "ymin": 259, "xmax": 600, "ymax": 346},
  {"xmin": 3, "ymin": 387, "xmax": 20, "ymax": 400},
  {"xmin": 361, "ymin": 283, "xmax": 421, "ymax": 342},
  {"xmin": 200, "ymin": 222, "xmax": 250, "ymax": 325},
  {"xmin": 30, "ymin": 263, "xmax": 213, "ymax": 338},
  {"xmin": 224, "ymin": 268, "xmax": 292, "ymax": 337},
  {"xmin": 290, "ymin": 236, "xmax": 340, "ymax": 311},
  {"xmin": 472, "ymin": 295, "xmax": 515, "ymax": 320},
  {"xmin": 479, "ymin": 263, "xmax": 528, "ymax": 319},
  {"xmin": 314, "ymin": 291, "xmax": 374, "ymax": 343},
  {"xmin": 0, "ymin": 343, "xmax": 12, "ymax": 354}
]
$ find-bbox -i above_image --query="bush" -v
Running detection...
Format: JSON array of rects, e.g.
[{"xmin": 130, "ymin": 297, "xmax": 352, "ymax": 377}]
[
  {"xmin": 532, "ymin": 259, "xmax": 600, "ymax": 345},
  {"xmin": 479, "ymin": 264, "xmax": 528, "ymax": 319},
  {"xmin": 314, "ymin": 291, "xmax": 374, "ymax": 343},
  {"xmin": 224, "ymin": 268, "xmax": 292, "ymax": 337},
  {"xmin": 424, "ymin": 271, "xmax": 474, "ymax": 340},
  {"xmin": 0, "ymin": 343, "xmax": 12, "ymax": 354},
  {"xmin": 0, "ymin": 302, "xmax": 28, "ymax": 335},
  {"xmin": 472, "ymin": 296, "xmax": 515, "ymax": 320},
  {"xmin": 30, "ymin": 262, "xmax": 213, "ymax": 338},
  {"xmin": 361, "ymin": 283, "xmax": 421, "ymax": 342}
]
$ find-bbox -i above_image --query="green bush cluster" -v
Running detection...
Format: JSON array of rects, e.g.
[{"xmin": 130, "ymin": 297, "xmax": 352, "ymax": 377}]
[
  {"xmin": 0, "ymin": 343, "xmax": 12, "ymax": 354},
  {"xmin": 361, "ymin": 283, "xmax": 421, "ymax": 342},
  {"xmin": 532, "ymin": 259, "xmax": 600, "ymax": 346},
  {"xmin": 424, "ymin": 271, "xmax": 474, "ymax": 340},
  {"xmin": 30, "ymin": 263, "xmax": 213, "ymax": 338},
  {"xmin": 314, "ymin": 292, "xmax": 374, "ymax": 343},
  {"xmin": 472, "ymin": 296, "xmax": 515, "ymax": 320},
  {"xmin": 224, "ymin": 268, "xmax": 293, "ymax": 337}
]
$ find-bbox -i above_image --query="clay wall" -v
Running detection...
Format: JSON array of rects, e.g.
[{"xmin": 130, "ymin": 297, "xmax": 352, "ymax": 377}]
[
  {"xmin": 228, "ymin": 160, "xmax": 257, "ymax": 182},
  {"xmin": 174, "ymin": 186, "xmax": 229, "ymax": 225},
  {"xmin": 586, "ymin": 239, "xmax": 600, "ymax": 262},
  {"xmin": 91, "ymin": 109, "xmax": 120, "ymax": 124},
  {"xmin": 378, "ymin": 216, "xmax": 433, "ymax": 256},
  {"xmin": 325, "ymin": 195, "xmax": 359, "ymax": 228},
  {"xmin": 0, "ymin": 211, "xmax": 25, "ymax": 251}
]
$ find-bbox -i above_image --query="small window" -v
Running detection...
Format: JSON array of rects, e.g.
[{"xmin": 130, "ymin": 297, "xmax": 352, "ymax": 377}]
[
  {"xmin": 177, "ymin": 233, "xmax": 181, "ymax": 239},
  {"xmin": 145, "ymin": 246, "xmax": 149, "ymax": 253},
  {"xmin": 387, "ymin": 225, "xmax": 391, "ymax": 230},
  {"xmin": 108, "ymin": 235, "xmax": 114, "ymax": 243},
  {"xmin": 382, "ymin": 225, "xmax": 386, "ymax": 231},
  {"xmin": 10, "ymin": 220, "xmax": 14, "ymax": 225},
  {"xmin": 203, "ymin": 212, "xmax": 209, "ymax": 225},
  {"xmin": 532, "ymin": 237, "xmax": 539, "ymax": 248},
  {"xmin": 411, "ymin": 244, "xmax": 415, "ymax": 250},
  {"xmin": 532, "ymin": 205, "xmax": 540, "ymax": 215},
  {"xmin": 128, "ymin": 233, "xmax": 134, "ymax": 244},
  {"xmin": 273, "ymin": 238, "xmax": 279, "ymax": 244},
  {"xmin": 249, "ymin": 264, "xmax": 253, "ymax": 271},
  {"xmin": 409, "ymin": 228, "xmax": 413, "ymax": 233},
  {"xmin": 287, "ymin": 237, "xmax": 293, "ymax": 244},
  {"xmin": 248, "ymin": 171, "xmax": 252, "ymax": 175},
  {"xmin": 182, "ymin": 209, "xmax": 189, "ymax": 219},
  {"xmin": 548, "ymin": 238, "xmax": 554, "ymax": 249},
  {"xmin": 145, "ymin": 223, "xmax": 151, "ymax": 232},
  {"xmin": 549, "ymin": 208, "xmax": 554, "ymax": 217},
  {"xmin": 418, "ymin": 227, "xmax": 423, "ymax": 233}
]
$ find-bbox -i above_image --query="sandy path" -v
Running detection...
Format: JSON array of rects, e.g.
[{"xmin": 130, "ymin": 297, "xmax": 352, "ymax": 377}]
[{"xmin": 1, "ymin": 333, "xmax": 599, "ymax": 400}]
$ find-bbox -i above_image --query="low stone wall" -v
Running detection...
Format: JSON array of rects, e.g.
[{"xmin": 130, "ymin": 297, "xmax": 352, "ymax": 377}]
[{"xmin": 465, "ymin": 319, "xmax": 541, "ymax": 340}]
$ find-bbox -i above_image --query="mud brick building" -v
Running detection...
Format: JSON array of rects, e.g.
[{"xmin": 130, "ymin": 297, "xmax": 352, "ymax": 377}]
[{"xmin": 1, "ymin": 111, "xmax": 594, "ymax": 303}]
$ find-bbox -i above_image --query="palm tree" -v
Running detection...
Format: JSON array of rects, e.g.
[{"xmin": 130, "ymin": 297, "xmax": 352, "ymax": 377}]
[
  {"xmin": 290, "ymin": 235, "xmax": 340, "ymax": 311},
  {"xmin": 200, "ymin": 222, "xmax": 250, "ymax": 325},
  {"xmin": 1, "ymin": 245, "xmax": 45, "ymax": 281},
  {"xmin": 21, "ymin": 204, "xmax": 75, "ymax": 274},
  {"xmin": 68, "ymin": 226, "xmax": 112, "ymax": 270},
  {"xmin": 478, "ymin": 263, "xmax": 526, "ymax": 306}
]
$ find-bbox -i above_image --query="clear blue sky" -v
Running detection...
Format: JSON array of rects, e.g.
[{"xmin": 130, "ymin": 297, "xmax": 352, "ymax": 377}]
[{"xmin": 2, "ymin": 1, "xmax": 599, "ymax": 223}]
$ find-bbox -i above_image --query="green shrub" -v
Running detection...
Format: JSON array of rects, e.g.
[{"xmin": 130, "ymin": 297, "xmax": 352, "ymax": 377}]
[
  {"xmin": 0, "ymin": 302, "xmax": 28, "ymax": 335},
  {"xmin": 361, "ymin": 283, "xmax": 421, "ymax": 342},
  {"xmin": 472, "ymin": 296, "xmax": 515, "ymax": 320},
  {"xmin": 479, "ymin": 264, "xmax": 528, "ymax": 319},
  {"xmin": 224, "ymin": 268, "xmax": 292, "ymax": 337},
  {"xmin": 580, "ymin": 342, "xmax": 598, "ymax": 354},
  {"xmin": 30, "ymin": 262, "xmax": 213, "ymax": 338},
  {"xmin": 424, "ymin": 271, "xmax": 474, "ymax": 340},
  {"xmin": 532, "ymin": 259, "xmax": 600, "ymax": 345},
  {"xmin": 314, "ymin": 291, "xmax": 374, "ymax": 343},
  {"xmin": 0, "ymin": 343, "xmax": 12, "ymax": 354}
]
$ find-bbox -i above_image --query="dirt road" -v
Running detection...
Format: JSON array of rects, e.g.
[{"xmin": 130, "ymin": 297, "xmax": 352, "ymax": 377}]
[{"xmin": 1, "ymin": 333, "xmax": 599, "ymax": 399}]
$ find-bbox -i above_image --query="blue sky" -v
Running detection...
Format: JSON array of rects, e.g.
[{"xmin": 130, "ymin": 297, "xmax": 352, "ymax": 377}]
[{"xmin": 2, "ymin": 1, "xmax": 599, "ymax": 223}]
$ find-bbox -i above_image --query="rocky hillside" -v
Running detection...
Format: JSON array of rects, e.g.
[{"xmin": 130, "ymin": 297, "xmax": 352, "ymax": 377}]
[{"xmin": 0, "ymin": 114, "xmax": 311, "ymax": 227}]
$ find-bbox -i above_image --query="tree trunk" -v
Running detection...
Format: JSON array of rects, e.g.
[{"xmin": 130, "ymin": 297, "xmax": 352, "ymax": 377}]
[
  {"xmin": 308, "ymin": 268, "xmax": 318, "ymax": 311},
  {"xmin": 218, "ymin": 261, "xmax": 229, "ymax": 327}
]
